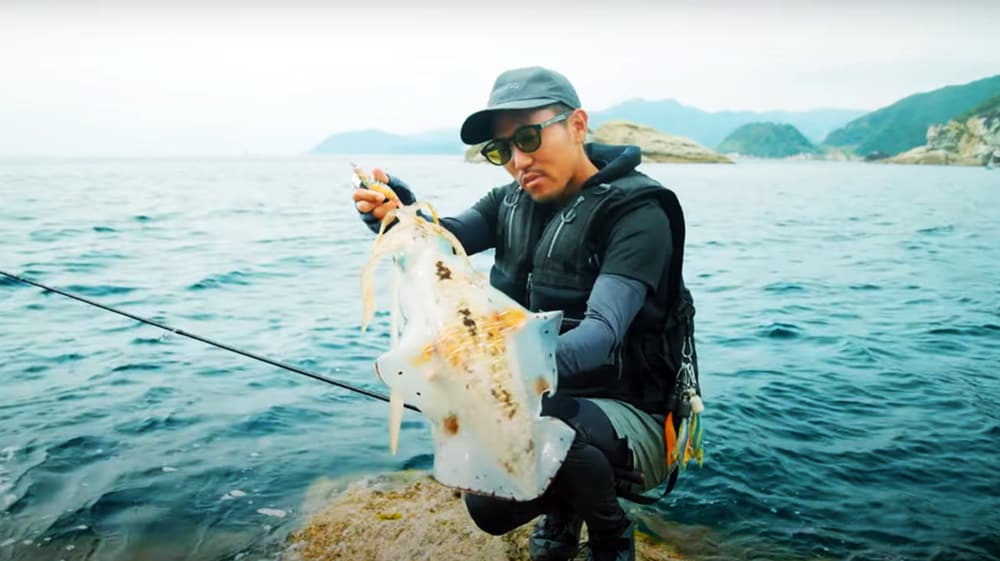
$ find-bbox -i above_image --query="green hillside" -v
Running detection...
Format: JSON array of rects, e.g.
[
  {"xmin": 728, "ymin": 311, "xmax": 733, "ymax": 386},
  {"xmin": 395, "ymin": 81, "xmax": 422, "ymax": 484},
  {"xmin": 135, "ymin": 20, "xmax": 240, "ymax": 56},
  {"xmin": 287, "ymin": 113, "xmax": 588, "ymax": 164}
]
[
  {"xmin": 716, "ymin": 122, "xmax": 817, "ymax": 157},
  {"xmin": 955, "ymin": 94, "xmax": 1000, "ymax": 122},
  {"xmin": 823, "ymin": 75, "xmax": 1000, "ymax": 156}
]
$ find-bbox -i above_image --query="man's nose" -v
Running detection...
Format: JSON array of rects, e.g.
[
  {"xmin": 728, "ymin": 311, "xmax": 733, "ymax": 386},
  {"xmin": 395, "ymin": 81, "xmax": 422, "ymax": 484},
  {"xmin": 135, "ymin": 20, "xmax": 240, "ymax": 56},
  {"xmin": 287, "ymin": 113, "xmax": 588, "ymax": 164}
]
[{"xmin": 510, "ymin": 145, "xmax": 533, "ymax": 170}]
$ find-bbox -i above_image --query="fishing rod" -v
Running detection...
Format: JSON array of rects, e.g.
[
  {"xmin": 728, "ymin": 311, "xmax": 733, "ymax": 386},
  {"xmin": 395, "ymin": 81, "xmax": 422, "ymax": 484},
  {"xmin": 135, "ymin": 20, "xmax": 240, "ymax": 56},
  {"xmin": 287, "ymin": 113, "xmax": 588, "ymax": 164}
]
[{"xmin": 0, "ymin": 269, "xmax": 420, "ymax": 413}]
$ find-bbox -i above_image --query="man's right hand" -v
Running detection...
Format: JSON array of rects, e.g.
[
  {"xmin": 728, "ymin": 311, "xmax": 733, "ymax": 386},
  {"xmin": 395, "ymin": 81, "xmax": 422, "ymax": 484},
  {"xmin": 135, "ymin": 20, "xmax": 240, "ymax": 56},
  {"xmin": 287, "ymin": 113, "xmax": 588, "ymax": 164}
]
[
  {"xmin": 352, "ymin": 168, "xmax": 417, "ymax": 233},
  {"xmin": 354, "ymin": 168, "xmax": 395, "ymax": 218}
]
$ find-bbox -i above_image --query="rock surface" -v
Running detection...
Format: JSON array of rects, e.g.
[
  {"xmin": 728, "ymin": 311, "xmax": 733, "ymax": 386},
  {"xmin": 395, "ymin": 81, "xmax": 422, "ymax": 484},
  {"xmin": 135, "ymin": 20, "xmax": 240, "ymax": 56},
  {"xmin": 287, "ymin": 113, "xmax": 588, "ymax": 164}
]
[
  {"xmin": 887, "ymin": 111, "xmax": 1000, "ymax": 166},
  {"xmin": 286, "ymin": 471, "xmax": 687, "ymax": 561},
  {"xmin": 590, "ymin": 121, "xmax": 732, "ymax": 164}
]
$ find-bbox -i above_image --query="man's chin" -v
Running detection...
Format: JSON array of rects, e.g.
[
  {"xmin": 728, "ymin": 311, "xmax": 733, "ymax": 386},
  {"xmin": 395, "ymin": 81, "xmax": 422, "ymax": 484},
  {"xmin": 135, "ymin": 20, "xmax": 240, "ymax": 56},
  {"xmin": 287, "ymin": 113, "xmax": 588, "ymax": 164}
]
[
  {"xmin": 523, "ymin": 183, "xmax": 559, "ymax": 203},
  {"xmin": 526, "ymin": 190, "xmax": 558, "ymax": 203}
]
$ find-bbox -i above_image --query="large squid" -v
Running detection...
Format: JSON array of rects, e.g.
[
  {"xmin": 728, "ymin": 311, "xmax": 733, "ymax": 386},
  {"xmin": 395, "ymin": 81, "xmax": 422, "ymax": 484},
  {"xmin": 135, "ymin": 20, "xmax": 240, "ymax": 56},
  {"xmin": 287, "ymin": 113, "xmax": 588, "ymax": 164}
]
[{"xmin": 356, "ymin": 166, "xmax": 574, "ymax": 500}]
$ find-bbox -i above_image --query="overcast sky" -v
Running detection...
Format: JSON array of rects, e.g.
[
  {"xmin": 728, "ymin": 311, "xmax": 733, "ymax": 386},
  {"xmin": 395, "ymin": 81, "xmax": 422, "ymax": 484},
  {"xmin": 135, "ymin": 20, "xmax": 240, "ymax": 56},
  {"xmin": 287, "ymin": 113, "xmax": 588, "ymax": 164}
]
[{"xmin": 1, "ymin": 0, "xmax": 998, "ymax": 156}]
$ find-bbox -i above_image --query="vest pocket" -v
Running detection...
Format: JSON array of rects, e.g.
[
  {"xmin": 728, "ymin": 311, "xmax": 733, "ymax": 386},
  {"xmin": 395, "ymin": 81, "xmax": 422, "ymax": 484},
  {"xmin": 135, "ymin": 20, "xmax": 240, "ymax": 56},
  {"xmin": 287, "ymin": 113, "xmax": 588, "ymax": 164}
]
[
  {"xmin": 527, "ymin": 277, "xmax": 590, "ymax": 320},
  {"xmin": 489, "ymin": 266, "xmax": 527, "ymax": 307}
]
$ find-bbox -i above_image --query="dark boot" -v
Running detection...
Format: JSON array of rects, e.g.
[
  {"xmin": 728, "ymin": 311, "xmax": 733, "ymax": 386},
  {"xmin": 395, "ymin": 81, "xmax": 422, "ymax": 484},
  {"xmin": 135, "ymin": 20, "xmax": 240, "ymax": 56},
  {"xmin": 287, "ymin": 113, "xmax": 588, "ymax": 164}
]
[
  {"xmin": 529, "ymin": 510, "xmax": 584, "ymax": 561},
  {"xmin": 585, "ymin": 520, "xmax": 635, "ymax": 561}
]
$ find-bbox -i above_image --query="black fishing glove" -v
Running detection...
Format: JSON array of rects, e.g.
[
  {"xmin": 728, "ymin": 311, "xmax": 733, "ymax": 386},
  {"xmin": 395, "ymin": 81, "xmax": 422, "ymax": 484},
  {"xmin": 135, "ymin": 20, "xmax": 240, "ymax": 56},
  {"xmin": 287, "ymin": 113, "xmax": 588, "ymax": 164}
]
[{"xmin": 358, "ymin": 174, "xmax": 417, "ymax": 234}]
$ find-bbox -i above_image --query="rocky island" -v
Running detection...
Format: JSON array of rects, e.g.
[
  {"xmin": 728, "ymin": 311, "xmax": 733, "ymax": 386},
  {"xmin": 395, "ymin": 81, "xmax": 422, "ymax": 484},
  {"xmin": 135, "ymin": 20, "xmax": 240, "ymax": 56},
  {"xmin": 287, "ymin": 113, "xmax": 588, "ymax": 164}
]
[
  {"xmin": 716, "ymin": 122, "xmax": 818, "ymax": 158},
  {"xmin": 589, "ymin": 120, "xmax": 731, "ymax": 163},
  {"xmin": 886, "ymin": 96, "xmax": 1000, "ymax": 166}
]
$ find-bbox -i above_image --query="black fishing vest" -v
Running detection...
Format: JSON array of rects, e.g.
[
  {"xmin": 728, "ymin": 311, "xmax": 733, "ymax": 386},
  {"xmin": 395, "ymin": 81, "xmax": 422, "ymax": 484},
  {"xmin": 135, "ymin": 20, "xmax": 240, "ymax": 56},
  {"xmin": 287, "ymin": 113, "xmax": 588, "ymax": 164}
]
[{"xmin": 488, "ymin": 172, "xmax": 689, "ymax": 413}]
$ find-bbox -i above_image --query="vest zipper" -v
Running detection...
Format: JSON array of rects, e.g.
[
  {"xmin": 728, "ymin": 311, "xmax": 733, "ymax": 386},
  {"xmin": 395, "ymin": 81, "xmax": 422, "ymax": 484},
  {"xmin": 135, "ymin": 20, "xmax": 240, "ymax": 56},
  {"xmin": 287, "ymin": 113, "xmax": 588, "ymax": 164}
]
[
  {"xmin": 505, "ymin": 187, "xmax": 521, "ymax": 251},
  {"xmin": 546, "ymin": 194, "xmax": 586, "ymax": 260},
  {"xmin": 545, "ymin": 220, "xmax": 566, "ymax": 260}
]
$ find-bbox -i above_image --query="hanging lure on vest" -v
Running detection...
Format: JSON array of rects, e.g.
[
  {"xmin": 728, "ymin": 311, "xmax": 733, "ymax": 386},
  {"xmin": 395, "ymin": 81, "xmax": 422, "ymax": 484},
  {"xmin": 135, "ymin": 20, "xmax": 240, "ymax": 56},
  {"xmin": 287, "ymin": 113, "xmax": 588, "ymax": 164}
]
[{"xmin": 665, "ymin": 332, "xmax": 704, "ymax": 471}]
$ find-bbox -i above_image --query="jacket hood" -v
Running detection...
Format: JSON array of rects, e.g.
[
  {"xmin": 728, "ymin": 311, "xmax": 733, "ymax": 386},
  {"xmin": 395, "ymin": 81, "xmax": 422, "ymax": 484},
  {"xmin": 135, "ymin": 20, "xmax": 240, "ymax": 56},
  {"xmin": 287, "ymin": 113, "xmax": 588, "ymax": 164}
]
[{"xmin": 584, "ymin": 143, "xmax": 642, "ymax": 186}]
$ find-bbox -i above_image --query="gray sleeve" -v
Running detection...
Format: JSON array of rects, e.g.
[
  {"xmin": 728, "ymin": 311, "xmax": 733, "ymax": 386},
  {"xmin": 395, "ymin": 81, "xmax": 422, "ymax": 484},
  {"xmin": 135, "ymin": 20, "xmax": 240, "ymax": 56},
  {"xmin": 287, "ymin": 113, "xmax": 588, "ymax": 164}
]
[
  {"xmin": 556, "ymin": 273, "xmax": 647, "ymax": 378},
  {"xmin": 437, "ymin": 208, "xmax": 495, "ymax": 255}
]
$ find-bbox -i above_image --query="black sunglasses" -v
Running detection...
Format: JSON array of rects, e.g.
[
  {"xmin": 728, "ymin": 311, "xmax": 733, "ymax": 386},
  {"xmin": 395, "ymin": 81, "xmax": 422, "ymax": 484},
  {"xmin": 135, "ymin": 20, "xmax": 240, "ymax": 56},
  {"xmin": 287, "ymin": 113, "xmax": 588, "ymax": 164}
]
[{"xmin": 480, "ymin": 111, "xmax": 572, "ymax": 166}]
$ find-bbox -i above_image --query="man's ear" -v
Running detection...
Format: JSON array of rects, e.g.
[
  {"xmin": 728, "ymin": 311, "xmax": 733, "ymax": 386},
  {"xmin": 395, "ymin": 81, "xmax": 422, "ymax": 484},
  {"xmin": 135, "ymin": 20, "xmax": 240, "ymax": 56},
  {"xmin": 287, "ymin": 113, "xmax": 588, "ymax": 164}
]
[{"xmin": 569, "ymin": 109, "xmax": 589, "ymax": 144}]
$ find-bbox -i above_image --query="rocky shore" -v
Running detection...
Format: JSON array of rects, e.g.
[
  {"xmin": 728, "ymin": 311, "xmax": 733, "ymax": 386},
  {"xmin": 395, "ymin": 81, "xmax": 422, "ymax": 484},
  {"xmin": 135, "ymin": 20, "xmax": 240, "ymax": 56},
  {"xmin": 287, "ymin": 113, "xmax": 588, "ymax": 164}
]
[
  {"xmin": 887, "ymin": 111, "xmax": 1000, "ymax": 166},
  {"xmin": 285, "ymin": 471, "xmax": 692, "ymax": 561},
  {"xmin": 590, "ymin": 121, "xmax": 732, "ymax": 164}
]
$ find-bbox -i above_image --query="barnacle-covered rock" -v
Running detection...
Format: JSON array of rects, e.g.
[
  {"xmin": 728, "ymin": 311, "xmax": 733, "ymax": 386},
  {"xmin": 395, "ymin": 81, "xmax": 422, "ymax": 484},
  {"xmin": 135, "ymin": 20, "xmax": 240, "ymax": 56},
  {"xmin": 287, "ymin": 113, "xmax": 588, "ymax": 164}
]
[{"xmin": 288, "ymin": 472, "xmax": 686, "ymax": 561}]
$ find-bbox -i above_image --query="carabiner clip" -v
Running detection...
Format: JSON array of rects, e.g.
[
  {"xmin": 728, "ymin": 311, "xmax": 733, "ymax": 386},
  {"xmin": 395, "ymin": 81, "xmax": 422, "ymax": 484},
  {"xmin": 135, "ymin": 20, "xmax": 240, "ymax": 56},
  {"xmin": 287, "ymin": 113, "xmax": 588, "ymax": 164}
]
[{"xmin": 681, "ymin": 336, "xmax": 694, "ymax": 361}]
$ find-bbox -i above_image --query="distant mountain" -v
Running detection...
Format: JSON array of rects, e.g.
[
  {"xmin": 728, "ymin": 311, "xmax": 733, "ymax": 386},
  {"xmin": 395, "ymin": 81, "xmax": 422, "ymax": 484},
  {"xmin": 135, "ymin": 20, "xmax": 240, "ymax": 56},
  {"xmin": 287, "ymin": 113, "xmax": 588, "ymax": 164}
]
[
  {"xmin": 588, "ymin": 99, "xmax": 865, "ymax": 147},
  {"xmin": 716, "ymin": 122, "xmax": 817, "ymax": 158},
  {"xmin": 311, "ymin": 102, "xmax": 864, "ymax": 155},
  {"xmin": 823, "ymin": 74, "xmax": 1000, "ymax": 156},
  {"xmin": 312, "ymin": 128, "xmax": 462, "ymax": 155}
]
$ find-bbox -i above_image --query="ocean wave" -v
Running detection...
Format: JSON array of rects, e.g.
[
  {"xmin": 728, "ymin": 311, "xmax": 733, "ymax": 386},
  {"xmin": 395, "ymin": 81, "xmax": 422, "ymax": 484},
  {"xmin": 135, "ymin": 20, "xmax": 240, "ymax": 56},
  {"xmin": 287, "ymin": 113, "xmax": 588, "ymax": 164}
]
[
  {"xmin": 64, "ymin": 284, "xmax": 136, "ymax": 297},
  {"xmin": 114, "ymin": 413, "xmax": 201, "ymax": 435},
  {"xmin": 926, "ymin": 323, "xmax": 1000, "ymax": 337},
  {"xmin": 224, "ymin": 405, "xmax": 328, "ymax": 437},
  {"xmin": 28, "ymin": 228, "xmax": 87, "ymax": 242},
  {"xmin": 758, "ymin": 321, "xmax": 804, "ymax": 339},
  {"xmin": 763, "ymin": 282, "xmax": 807, "ymax": 293},
  {"xmin": 110, "ymin": 362, "xmax": 163, "ymax": 372},
  {"xmin": 187, "ymin": 270, "xmax": 253, "ymax": 290},
  {"xmin": 916, "ymin": 224, "xmax": 955, "ymax": 235}
]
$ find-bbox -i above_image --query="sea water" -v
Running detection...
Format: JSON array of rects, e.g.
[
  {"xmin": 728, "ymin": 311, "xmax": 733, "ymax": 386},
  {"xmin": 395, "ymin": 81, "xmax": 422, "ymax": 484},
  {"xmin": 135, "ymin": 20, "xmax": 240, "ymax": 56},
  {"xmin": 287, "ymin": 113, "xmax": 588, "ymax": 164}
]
[{"xmin": 1, "ymin": 156, "xmax": 998, "ymax": 560}]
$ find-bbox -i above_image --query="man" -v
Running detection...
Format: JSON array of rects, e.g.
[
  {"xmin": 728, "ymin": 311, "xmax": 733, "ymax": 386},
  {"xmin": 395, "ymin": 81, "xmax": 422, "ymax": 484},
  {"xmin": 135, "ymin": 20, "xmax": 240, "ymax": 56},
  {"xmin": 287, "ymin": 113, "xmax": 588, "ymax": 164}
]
[{"xmin": 353, "ymin": 66, "xmax": 698, "ymax": 561}]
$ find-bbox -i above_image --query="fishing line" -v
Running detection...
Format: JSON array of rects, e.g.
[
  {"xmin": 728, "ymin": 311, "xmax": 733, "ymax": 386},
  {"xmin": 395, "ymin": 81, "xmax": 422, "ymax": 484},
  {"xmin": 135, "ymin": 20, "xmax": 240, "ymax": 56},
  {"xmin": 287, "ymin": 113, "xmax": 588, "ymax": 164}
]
[{"xmin": 0, "ymin": 269, "xmax": 419, "ymax": 413}]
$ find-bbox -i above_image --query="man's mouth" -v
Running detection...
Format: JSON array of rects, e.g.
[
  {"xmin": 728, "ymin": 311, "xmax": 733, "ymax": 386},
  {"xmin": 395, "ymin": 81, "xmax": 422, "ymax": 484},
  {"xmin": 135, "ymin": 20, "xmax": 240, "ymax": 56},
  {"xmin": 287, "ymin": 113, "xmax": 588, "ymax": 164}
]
[{"xmin": 521, "ymin": 172, "xmax": 542, "ymax": 188}]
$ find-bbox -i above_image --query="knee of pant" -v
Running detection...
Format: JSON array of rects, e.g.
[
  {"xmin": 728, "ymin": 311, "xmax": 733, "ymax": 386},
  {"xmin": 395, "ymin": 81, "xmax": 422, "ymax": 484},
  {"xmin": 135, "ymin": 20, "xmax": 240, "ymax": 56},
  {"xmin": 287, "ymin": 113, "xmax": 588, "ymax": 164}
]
[
  {"xmin": 475, "ymin": 520, "xmax": 510, "ymax": 536},
  {"xmin": 560, "ymin": 439, "xmax": 610, "ymax": 476},
  {"xmin": 463, "ymin": 494, "xmax": 514, "ymax": 536},
  {"xmin": 541, "ymin": 395, "xmax": 581, "ymax": 425}
]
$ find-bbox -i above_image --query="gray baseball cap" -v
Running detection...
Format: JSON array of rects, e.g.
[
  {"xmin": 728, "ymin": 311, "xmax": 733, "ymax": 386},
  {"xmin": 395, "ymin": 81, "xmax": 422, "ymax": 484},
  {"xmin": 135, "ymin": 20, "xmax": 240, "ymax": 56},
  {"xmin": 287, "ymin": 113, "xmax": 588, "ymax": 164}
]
[{"xmin": 460, "ymin": 66, "xmax": 581, "ymax": 145}]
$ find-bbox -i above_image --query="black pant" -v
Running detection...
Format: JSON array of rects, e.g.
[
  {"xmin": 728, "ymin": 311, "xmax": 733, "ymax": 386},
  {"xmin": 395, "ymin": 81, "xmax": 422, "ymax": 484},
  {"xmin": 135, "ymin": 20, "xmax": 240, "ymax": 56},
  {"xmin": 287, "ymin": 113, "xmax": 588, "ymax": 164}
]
[{"xmin": 463, "ymin": 396, "xmax": 633, "ymax": 536}]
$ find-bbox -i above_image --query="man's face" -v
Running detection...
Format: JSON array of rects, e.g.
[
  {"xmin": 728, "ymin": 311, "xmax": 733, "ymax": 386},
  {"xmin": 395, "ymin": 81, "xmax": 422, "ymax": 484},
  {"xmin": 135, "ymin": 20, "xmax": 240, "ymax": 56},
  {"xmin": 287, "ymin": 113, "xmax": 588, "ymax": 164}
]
[{"xmin": 491, "ymin": 107, "xmax": 582, "ymax": 203}]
